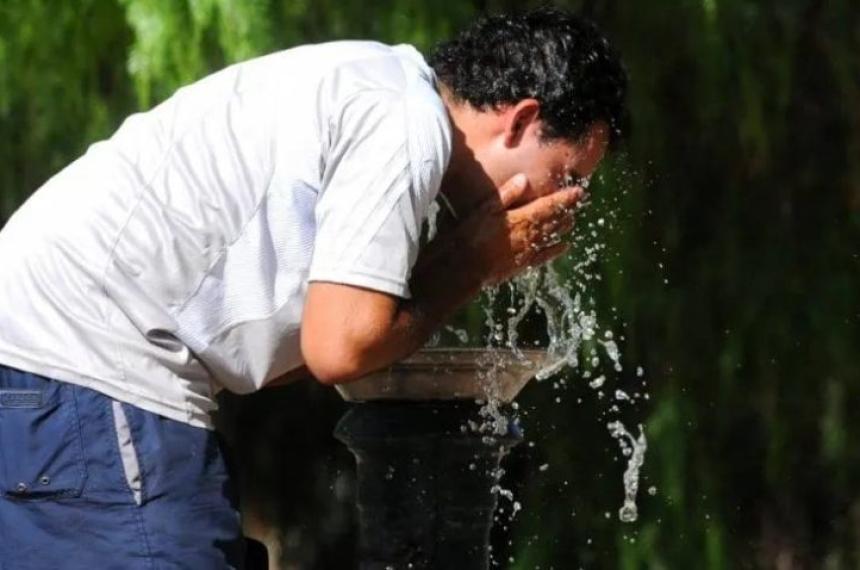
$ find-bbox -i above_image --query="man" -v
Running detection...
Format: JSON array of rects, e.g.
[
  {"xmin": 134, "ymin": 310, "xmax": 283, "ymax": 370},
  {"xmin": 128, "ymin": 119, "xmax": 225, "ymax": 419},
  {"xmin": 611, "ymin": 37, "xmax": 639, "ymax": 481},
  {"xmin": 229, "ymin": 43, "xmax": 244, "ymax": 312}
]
[{"xmin": 0, "ymin": 8, "xmax": 626, "ymax": 569}]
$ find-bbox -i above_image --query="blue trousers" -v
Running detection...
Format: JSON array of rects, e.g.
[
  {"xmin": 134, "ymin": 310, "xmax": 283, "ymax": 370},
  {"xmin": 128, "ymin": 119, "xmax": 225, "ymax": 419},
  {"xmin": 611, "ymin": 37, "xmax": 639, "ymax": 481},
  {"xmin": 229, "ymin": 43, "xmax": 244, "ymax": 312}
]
[{"xmin": 0, "ymin": 364, "xmax": 246, "ymax": 569}]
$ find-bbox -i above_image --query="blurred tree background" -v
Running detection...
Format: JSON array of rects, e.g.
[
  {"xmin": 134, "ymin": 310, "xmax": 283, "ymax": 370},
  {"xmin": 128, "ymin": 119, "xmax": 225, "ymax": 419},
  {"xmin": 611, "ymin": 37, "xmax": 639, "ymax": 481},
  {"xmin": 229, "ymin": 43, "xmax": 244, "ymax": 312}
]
[{"xmin": 2, "ymin": 0, "xmax": 859, "ymax": 568}]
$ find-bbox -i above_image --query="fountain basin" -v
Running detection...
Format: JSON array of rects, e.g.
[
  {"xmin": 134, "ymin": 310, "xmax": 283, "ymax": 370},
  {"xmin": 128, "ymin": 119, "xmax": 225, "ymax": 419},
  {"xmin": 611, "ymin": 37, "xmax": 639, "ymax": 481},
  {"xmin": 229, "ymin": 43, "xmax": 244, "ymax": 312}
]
[
  {"xmin": 335, "ymin": 348, "xmax": 548, "ymax": 403},
  {"xmin": 334, "ymin": 347, "xmax": 548, "ymax": 569}
]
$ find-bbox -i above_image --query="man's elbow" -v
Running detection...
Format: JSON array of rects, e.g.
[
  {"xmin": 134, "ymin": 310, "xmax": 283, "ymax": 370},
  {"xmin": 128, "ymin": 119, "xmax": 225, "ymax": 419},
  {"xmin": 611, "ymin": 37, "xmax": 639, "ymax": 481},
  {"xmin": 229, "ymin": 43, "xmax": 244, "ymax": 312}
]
[
  {"xmin": 305, "ymin": 356, "xmax": 366, "ymax": 386},
  {"xmin": 301, "ymin": 335, "xmax": 375, "ymax": 386},
  {"xmin": 301, "ymin": 282, "xmax": 400, "ymax": 385}
]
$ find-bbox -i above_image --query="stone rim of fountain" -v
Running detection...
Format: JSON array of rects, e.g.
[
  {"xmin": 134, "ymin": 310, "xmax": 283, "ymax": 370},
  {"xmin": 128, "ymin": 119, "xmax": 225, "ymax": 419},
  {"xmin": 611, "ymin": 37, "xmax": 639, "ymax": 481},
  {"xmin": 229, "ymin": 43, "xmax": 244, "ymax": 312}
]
[{"xmin": 335, "ymin": 347, "xmax": 548, "ymax": 403}]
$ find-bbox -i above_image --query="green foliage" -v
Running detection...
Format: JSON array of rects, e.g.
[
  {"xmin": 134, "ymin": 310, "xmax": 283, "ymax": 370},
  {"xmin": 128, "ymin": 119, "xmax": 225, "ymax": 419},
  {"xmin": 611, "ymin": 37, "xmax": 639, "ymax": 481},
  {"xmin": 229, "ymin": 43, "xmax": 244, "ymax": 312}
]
[
  {"xmin": 0, "ymin": 0, "xmax": 132, "ymax": 219},
  {"xmin": 2, "ymin": 0, "xmax": 858, "ymax": 568},
  {"xmin": 119, "ymin": 0, "xmax": 272, "ymax": 106}
]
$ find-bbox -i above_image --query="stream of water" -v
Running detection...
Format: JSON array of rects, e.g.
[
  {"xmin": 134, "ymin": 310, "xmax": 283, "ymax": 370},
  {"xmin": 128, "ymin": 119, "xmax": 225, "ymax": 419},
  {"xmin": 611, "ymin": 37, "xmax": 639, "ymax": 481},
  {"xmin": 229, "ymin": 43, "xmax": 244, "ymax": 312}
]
[{"xmin": 430, "ymin": 187, "xmax": 649, "ymax": 525}]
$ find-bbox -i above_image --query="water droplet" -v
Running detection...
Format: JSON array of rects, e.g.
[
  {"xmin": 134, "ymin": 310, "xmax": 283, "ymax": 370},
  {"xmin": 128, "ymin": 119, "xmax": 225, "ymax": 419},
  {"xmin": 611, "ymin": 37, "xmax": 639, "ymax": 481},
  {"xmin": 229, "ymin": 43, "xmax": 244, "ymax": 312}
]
[
  {"xmin": 619, "ymin": 503, "xmax": 638, "ymax": 523},
  {"xmin": 589, "ymin": 375, "xmax": 606, "ymax": 389}
]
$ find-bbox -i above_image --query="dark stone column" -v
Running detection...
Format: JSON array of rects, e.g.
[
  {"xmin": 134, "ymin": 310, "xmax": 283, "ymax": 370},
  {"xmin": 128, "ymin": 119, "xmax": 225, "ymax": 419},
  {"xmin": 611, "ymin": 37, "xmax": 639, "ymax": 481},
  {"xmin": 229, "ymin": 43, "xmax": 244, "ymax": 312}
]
[{"xmin": 335, "ymin": 401, "xmax": 522, "ymax": 570}]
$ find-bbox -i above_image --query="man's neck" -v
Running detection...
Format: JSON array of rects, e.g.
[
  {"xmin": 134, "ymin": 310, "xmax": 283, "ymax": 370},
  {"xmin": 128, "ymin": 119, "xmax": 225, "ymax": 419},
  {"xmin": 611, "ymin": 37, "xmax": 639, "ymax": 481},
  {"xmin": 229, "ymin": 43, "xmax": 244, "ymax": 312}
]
[{"xmin": 438, "ymin": 89, "xmax": 494, "ymax": 219}]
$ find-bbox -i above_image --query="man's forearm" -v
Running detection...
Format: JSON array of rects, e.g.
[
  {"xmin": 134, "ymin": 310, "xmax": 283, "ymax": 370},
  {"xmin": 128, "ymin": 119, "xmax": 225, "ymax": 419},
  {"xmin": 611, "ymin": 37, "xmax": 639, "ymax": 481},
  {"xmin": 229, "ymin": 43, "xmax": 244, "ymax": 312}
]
[
  {"xmin": 352, "ymin": 229, "xmax": 485, "ymax": 377},
  {"xmin": 392, "ymin": 233, "xmax": 485, "ymax": 356},
  {"xmin": 301, "ymin": 175, "xmax": 581, "ymax": 385},
  {"xmin": 300, "ymin": 225, "xmax": 488, "ymax": 385}
]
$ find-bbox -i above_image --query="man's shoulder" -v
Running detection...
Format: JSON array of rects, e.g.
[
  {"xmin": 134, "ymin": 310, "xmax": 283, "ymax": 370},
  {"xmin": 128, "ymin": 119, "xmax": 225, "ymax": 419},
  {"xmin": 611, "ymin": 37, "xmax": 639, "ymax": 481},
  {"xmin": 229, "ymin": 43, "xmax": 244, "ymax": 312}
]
[{"xmin": 305, "ymin": 41, "xmax": 437, "ymax": 98}]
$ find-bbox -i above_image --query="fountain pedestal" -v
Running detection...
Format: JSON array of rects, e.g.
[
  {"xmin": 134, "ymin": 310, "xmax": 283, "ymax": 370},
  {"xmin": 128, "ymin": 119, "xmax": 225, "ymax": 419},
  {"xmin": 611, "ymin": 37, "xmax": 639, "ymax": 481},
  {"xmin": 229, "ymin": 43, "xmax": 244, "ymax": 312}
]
[
  {"xmin": 334, "ymin": 349, "xmax": 545, "ymax": 570},
  {"xmin": 335, "ymin": 402, "xmax": 521, "ymax": 570}
]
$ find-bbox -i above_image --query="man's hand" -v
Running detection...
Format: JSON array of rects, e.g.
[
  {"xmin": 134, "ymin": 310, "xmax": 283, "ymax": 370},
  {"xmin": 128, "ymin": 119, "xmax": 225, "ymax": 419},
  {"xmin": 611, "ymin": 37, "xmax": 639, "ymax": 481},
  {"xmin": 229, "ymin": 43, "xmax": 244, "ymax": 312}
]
[
  {"xmin": 300, "ymin": 173, "xmax": 585, "ymax": 385},
  {"xmin": 429, "ymin": 173, "xmax": 583, "ymax": 287}
]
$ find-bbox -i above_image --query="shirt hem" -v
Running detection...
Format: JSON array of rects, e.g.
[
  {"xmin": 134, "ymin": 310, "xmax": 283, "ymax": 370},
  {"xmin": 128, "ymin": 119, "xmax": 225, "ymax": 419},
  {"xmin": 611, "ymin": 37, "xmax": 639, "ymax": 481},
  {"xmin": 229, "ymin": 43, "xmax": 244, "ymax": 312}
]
[{"xmin": 0, "ymin": 349, "xmax": 215, "ymax": 430}]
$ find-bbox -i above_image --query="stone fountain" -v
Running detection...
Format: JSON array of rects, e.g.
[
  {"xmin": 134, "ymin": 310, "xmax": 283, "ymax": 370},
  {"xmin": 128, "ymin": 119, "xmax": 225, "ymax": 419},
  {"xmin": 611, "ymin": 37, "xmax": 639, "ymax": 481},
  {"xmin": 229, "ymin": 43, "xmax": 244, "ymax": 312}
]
[{"xmin": 334, "ymin": 348, "xmax": 546, "ymax": 570}]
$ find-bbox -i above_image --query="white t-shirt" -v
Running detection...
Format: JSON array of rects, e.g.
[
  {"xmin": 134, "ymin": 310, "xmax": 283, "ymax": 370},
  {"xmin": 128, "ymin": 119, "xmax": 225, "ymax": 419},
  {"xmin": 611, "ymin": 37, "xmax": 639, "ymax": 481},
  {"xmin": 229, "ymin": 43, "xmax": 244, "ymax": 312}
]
[{"xmin": 0, "ymin": 41, "xmax": 452, "ymax": 428}]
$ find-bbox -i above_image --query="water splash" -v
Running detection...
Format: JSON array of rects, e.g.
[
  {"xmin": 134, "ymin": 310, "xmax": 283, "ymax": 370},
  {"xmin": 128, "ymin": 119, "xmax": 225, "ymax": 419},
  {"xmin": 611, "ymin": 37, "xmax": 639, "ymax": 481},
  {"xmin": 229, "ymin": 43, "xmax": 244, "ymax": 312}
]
[
  {"xmin": 445, "ymin": 325, "xmax": 470, "ymax": 344},
  {"xmin": 607, "ymin": 421, "xmax": 648, "ymax": 523},
  {"xmin": 436, "ymin": 175, "xmax": 649, "ymax": 525}
]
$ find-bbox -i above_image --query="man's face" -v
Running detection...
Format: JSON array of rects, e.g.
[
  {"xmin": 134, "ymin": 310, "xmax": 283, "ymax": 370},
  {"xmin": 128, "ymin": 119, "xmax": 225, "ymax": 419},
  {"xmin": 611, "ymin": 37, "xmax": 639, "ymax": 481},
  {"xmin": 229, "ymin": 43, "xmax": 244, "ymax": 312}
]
[
  {"xmin": 493, "ymin": 121, "xmax": 610, "ymax": 203},
  {"xmin": 439, "ymin": 95, "xmax": 611, "ymax": 216}
]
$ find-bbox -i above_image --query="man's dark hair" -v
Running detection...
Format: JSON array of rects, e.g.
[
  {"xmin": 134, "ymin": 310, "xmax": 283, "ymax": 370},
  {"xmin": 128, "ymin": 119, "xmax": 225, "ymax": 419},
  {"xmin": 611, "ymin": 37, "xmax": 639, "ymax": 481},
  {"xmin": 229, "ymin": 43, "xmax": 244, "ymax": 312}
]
[{"xmin": 428, "ymin": 8, "xmax": 629, "ymax": 147}]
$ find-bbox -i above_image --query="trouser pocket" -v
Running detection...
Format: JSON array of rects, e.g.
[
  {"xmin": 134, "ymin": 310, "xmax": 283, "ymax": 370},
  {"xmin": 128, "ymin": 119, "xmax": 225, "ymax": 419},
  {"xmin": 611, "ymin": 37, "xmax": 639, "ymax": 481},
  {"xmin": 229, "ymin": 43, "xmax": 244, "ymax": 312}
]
[{"xmin": 0, "ymin": 369, "xmax": 86, "ymax": 500}]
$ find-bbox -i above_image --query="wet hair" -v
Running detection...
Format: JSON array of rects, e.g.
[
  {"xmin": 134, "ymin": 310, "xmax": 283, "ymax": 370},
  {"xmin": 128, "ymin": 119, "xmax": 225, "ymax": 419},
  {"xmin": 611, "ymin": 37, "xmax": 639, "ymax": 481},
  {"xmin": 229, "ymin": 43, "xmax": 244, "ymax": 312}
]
[{"xmin": 428, "ymin": 8, "xmax": 629, "ymax": 148}]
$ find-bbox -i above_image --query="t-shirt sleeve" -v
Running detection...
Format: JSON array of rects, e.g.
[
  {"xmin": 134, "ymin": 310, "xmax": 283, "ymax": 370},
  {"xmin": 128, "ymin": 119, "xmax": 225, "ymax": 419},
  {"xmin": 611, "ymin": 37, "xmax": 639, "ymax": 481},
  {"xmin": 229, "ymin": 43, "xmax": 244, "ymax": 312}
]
[{"xmin": 307, "ymin": 87, "xmax": 451, "ymax": 298}]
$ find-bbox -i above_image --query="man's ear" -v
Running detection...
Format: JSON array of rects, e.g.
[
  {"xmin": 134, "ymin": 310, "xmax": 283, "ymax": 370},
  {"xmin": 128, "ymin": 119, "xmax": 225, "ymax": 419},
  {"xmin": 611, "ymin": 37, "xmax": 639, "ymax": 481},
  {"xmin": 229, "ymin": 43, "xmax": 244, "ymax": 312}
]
[{"xmin": 503, "ymin": 98, "xmax": 541, "ymax": 148}]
